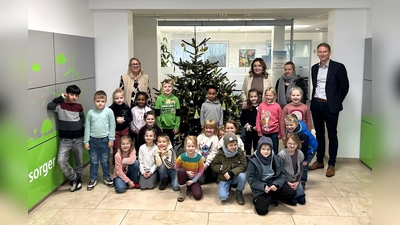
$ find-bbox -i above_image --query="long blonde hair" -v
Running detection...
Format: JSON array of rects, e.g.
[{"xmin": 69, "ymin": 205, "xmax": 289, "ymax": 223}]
[{"xmin": 118, "ymin": 135, "xmax": 135, "ymax": 157}]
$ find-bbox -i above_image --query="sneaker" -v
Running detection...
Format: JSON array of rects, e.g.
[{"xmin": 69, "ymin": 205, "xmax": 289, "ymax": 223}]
[
  {"xmin": 70, "ymin": 179, "xmax": 82, "ymax": 192},
  {"xmin": 103, "ymin": 178, "xmax": 114, "ymax": 187},
  {"xmin": 133, "ymin": 182, "xmax": 140, "ymax": 189},
  {"xmin": 221, "ymin": 199, "xmax": 227, "ymax": 205},
  {"xmin": 87, "ymin": 180, "xmax": 97, "ymax": 191},
  {"xmin": 270, "ymin": 199, "xmax": 279, "ymax": 207}
]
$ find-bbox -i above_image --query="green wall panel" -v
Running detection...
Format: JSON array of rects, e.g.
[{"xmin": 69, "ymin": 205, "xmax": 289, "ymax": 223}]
[{"xmin": 360, "ymin": 121, "xmax": 372, "ymax": 168}]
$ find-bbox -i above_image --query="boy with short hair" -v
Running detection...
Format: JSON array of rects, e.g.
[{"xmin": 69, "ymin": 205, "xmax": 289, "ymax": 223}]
[
  {"xmin": 284, "ymin": 114, "xmax": 318, "ymax": 188},
  {"xmin": 84, "ymin": 90, "xmax": 116, "ymax": 190},
  {"xmin": 211, "ymin": 133, "xmax": 247, "ymax": 205},
  {"xmin": 47, "ymin": 85, "xmax": 85, "ymax": 192},
  {"xmin": 155, "ymin": 79, "xmax": 180, "ymax": 145},
  {"xmin": 200, "ymin": 85, "xmax": 223, "ymax": 128}
]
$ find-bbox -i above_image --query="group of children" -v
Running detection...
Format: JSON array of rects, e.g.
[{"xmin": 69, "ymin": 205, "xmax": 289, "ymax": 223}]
[{"xmin": 48, "ymin": 77, "xmax": 317, "ymax": 216}]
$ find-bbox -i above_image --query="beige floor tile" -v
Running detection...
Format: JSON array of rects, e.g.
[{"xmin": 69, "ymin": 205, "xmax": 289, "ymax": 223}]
[
  {"xmin": 121, "ymin": 210, "xmax": 208, "ymax": 225},
  {"xmin": 28, "ymin": 207, "xmax": 49, "ymax": 225},
  {"xmin": 292, "ymin": 215, "xmax": 371, "ymax": 225},
  {"xmin": 97, "ymin": 189, "xmax": 178, "ymax": 210},
  {"xmin": 304, "ymin": 181, "xmax": 342, "ymax": 197},
  {"xmin": 31, "ymin": 208, "xmax": 127, "ymax": 225},
  {"xmin": 307, "ymin": 168, "xmax": 360, "ymax": 183},
  {"xmin": 175, "ymin": 190, "xmax": 254, "ymax": 213},
  {"xmin": 350, "ymin": 169, "xmax": 372, "ymax": 182},
  {"xmin": 209, "ymin": 212, "xmax": 295, "ymax": 225},
  {"xmin": 35, "ymin": 188, "xmax": 109, "ymax": 209},
  {"xmin": 327, "ymin": 197, "xmax": 372, "ymax": 217},
  {"xmin": 334, "ymin": 161, "xmax": 371, "ymax": 171},
  {"xmin": 271, "ymin": 197, "xmax": 338, "ymax": 216},
  {"xmin": 332, "ymin": 182, "xmax": 372, "ymax": 198}
]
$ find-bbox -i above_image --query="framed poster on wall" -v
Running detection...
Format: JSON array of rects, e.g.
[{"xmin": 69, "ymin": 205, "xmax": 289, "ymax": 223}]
[{"xmin": 239, "ymin": 49, "xmax": 255, "ymax": 67}]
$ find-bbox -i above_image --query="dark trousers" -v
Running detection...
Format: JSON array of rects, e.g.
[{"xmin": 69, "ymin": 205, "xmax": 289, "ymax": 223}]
[
  {"xmin": 262, "ymin": 132, "xmax": 279, "ymax": 155},
  {"xmin": 310, "ymin": 99, "xmax": 340, "ymax": 166},
  {"xmin": 163, "ymin": 129, "xmax": 175, "ymax": 146},
  {"xmin": 177, "ymin": 168, "xmax": 202, "ymax": 200},
  {"xmin": 244, "ymin": 129, "xmax": 260, "ymax": 155},
  {"xmin": 198, "ymin": 166, "xmax": 217, "ymax": 184},
  {"xmin": 253, "ymin": 182, "xmax": 296, "ymax": 215}
]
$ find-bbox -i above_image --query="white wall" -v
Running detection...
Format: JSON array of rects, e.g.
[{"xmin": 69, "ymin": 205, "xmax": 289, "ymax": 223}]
[
  {"xmin": 29, "ymin": 0, "xmax": 94, "ymax": 37},
  {"xmin": 328, "ymin": 9, "xmax": 368, "ymax": 159},
  {"xmin": 94, "ymin": 11, "xmax": 134, "ymax": 101}
]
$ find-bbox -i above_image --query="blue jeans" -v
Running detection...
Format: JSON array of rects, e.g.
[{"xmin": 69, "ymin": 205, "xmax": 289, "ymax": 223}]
[
  {"xmin": 218, "ymin": 172, "xmax": 246, "ymax": 201},
  {"xmin": 262, "ymin": 132, "xmax": 278, "ymax": 155},
  {"xmin": 157, "ymin": 164, "xmax": 179, "ymax": 191},
  {"xmin": 311, "ymin": 99, "xmax": 340, "ymax": 166},
  {"xmin": 58, "ymin": 137, "xmax": 84, "ymax": 181},
  {"xmin": 295, "ymin": 181, "xmax": 305, "ymax": 197},
  {"xmin": 114, "ymin": 160, "xmax": 140, "ymax": 193},
  {"xmin": 88, "ymin": 137, "xmax": 111, "ymax": 181},
  {"xmin": 302, "ymin": 151, "xmax": 317, "ymax": 181}
]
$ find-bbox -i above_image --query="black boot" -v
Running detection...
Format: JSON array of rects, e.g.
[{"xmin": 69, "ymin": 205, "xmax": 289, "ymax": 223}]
[{"xmin": 159, "ymin": 178, "xmax": 169, "ymax": 190}]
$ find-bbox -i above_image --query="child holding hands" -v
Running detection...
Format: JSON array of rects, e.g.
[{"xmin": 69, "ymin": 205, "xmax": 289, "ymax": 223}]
[
  {"xmin": 155, "ymin": 133, "xmax": 179, "ymax": 191},
  {"xmin": 175, "ymin": 136, "xmax": 205, "ymax": 202},
  {"xmin": 247, "ymin": 136, "xmax": 296, "ymax": 215},
  {"xmin": 113, "ymin": 135, "xmax": 140, "ymax": 193},
  {"xmin": 138, "ymin": 128, "xmax": 159, "ymax": 189},
  {"xmin": 211, "ymin": 133, "xmax": 247, "ymax": 205},
  {"xmin": 278, "ymin": 132, "xmax": 306, "ymax": 205}
]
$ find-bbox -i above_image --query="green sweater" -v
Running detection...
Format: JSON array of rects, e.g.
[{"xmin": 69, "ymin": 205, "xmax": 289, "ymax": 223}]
[{"xmin": 155, "ymin": 93, "xmax": 180, "ymax": 130}]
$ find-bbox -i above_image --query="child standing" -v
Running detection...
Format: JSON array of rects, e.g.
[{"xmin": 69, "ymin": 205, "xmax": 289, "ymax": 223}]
[
  {"xmin": 278, "ymin": 132, "xmax": 306, "ymax": 205},
  {"xmin": 175, "ymin": 136, "xmax": 205, "ymax": 202},
  {"xmin": 138, "ymin": 128, "xmax": 159, "ymax": 189},
  {"xmin": 211, "ymin": 133, "xmax": 247, "ymax": 205},
  {"xmin": 247, "ymin": 136, "xmax": 296, "ymax": 215},
  {"xmin": 47, "ymin": 85, "xmax": 84, "ymax": 192},
  {"xmin": 240, "ymin": 89, "xmax": 260, "ymax": 155},
  {"xmin": 154, "ymin": 133, "xmax": 179, "ymax": 191},
  {"xmin": 284, "ymin": 114, "xmax": 318, "ymax": 188},
  {"xmin": 218, "ymin": 120, "xmax": 245, "ymax": 150},
  {"xmin": 109, "ymin": 89, "xmax": 132, "ymax": 165},
  {"xmin": 130, "ymin": 92, "xmax": 152, "ymax": 150},
  {"xmin": 84, "ymin": 90, "xmax": 116, "ymax": 190},
  {"xmin": 155, "ymin": 79, "xmax": 180, "ymax": 145},
  {"xmin": 113, "ymin": 135, "xmax": 140, "ymax": 193},
  {"xmin": 256, "ymin": 87, "xmax": 282, "ymax": 155},
  {"xmin": 137, "ymin": 111, "xmax": 162, "ymax": 149},
  {"xmin": 200, "ymin": 85, "xmax": 223, "ymax": 128},
  {"xmin": 196, "ymin": 119, "xmax": 219, "ymax": 184},
  {"xmin": 280, "ymin": 87, "xmax": 312, "ymax": 140}
]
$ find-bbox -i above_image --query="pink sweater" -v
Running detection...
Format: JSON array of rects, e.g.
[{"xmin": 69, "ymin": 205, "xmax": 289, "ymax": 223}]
[
  {"xmin": 256, "ymin": 101, "xmax": 282, "ymax": 137},
  {"xmin": 280, "ymin": 103, "xmax": 312, "ymax": 137},
  {"xmin": 113, "ymin": 150, "xmax": 137, "ymax": 183}
]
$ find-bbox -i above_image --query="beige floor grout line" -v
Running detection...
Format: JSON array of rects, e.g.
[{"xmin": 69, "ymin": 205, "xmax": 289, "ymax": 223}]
[
  {"xmin": 119, "ymin": 210, "xmax": 130, "ymax": 225},
  {"xmin": 325, "ymin": 194, "xmax": 340, "ymax": 217}
]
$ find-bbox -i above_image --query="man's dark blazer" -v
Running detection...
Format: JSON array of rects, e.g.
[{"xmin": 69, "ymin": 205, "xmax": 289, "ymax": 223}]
[{"xmin": 311, "ymin": 60, "xmax": 349, "ymax": 113}]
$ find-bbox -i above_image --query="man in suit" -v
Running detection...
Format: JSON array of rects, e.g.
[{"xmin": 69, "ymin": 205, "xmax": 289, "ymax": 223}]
[{"xmin": 308, "ymin": 43, "xmax": 349, "ymax": 177}]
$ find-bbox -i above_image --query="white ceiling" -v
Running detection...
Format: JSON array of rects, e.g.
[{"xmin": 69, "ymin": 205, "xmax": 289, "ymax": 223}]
[{"xmin": 132, "ymin": 8, "xmax": 332, "ymax": 32}]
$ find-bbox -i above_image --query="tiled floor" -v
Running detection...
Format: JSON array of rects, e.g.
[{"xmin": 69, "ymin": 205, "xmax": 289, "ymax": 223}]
[{"xmin": 28, "ymin": 159, "xmax": 372, "ymax": 225}]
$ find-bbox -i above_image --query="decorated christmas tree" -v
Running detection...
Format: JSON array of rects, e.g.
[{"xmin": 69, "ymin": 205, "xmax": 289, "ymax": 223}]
[{"xmin": 154, "ymin": 37, "xmax": 242, "ymax": 142}]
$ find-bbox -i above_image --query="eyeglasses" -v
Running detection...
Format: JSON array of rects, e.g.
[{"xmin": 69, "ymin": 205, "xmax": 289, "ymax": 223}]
[
  {"xmin": 130, "ymin": 63, "xmax": 140, "ymax": 66},
  {"xmin": 287, "ymin": 142, "xmax": 297, "ymax": 146}
]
